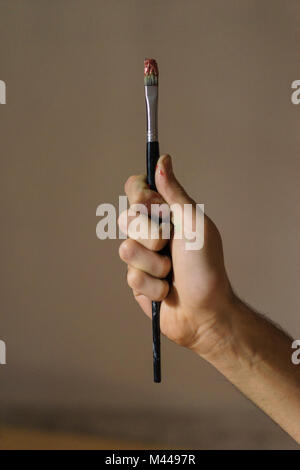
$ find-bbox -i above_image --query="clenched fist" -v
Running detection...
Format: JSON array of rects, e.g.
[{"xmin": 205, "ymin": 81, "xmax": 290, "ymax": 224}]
[{"xmin": 118, "ymin": 154, "xmax": 234, "ymax": 356}]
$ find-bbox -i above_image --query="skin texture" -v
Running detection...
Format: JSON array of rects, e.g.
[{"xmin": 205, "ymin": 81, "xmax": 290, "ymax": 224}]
[
  {"xmin": 118, "ymin": 154, "xmax": 300, "ymax": 444},
  {"xmin": 119, "ymin": 154, "xmax": 233, "ymax": 353}
]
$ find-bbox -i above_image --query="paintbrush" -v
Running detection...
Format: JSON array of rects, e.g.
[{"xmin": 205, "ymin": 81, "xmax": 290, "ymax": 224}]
[{"xmin": 144, "ymin": 58, "xmax": 161, "ymax": 383}]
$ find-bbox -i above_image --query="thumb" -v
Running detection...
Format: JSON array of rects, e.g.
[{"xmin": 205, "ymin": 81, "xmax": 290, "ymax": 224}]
[{"xmin": 155, "ymin": 154, "xmax": 193, "ymax": 206}]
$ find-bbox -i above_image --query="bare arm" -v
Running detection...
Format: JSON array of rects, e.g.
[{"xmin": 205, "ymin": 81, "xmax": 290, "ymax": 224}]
[
  {"xmin": 118, "ymin": 154, "xmax": 300, "ymax": 443},
  {"xmin": 200, "ymin": 297, "xmax": 300, "ymax": 442}
]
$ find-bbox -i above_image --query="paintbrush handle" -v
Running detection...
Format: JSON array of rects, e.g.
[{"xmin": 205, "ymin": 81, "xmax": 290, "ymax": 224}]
[
  {"xmin": 146, "ymin": 141, "xmax": 161, "ymax": 383},
  {"xmin": 146, "ymin": 142, "xmax": 160, "ymax": 189}
]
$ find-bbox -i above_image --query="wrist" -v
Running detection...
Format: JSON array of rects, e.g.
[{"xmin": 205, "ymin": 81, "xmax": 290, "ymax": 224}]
[{"xmin": 192, "ymin": 295, "xmax": 258, "ymax": 372}]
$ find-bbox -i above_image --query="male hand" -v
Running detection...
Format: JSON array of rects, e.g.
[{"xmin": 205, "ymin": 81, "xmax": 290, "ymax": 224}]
[{"xmin": 118, "ymin": 154, "xmax": 234, "ymax": 356}]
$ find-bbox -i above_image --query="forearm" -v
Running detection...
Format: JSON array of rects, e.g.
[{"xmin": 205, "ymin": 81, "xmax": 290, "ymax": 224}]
[
  {"xmin": 198, "ymin": 297, "xmax": 300, "ymax": 443},
  {"xmin": 121, "ymin": 159, "xmax": 300, "ymax": 442}
]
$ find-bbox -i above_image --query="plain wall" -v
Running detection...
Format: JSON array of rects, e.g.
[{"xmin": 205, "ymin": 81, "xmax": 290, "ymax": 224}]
[{"xmin": 0, "ymin": 0, "xmax": 300, "ymax": 447}]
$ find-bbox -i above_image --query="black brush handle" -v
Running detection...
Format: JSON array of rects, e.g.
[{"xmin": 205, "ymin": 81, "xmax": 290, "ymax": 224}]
[{"xmin": 146, "ymin": 141, "xmax": 161, "ymax": 383}]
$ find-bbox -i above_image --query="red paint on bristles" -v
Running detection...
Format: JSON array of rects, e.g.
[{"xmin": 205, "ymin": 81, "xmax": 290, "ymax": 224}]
[{"xmin": 144, "ymin": 58, "xmax": 159, "ymax": 77}]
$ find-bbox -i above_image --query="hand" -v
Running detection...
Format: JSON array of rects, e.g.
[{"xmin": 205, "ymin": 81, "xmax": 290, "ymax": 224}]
[
  {"xmin": 118, "ymin": 154, "xmax": 234, "ymax": 356},
  {"xmin": 119, "ymin": 154, "xmax": 300, "ymax": 443}
]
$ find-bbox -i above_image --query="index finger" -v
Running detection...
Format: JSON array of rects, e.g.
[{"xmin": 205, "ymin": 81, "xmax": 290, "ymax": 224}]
[{"xmin": 124, "ymin": 174, "xmax": 165, "ymax": 209}]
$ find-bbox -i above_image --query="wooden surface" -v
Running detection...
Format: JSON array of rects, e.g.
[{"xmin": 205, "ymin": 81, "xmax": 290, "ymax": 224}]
[
  {"xmin": 1, "ymin": 405, "xmax": 299, "ymax": 449},
  {"xmin": 0, "ymin": 426, "xmax": 161, "ymax": 450}
]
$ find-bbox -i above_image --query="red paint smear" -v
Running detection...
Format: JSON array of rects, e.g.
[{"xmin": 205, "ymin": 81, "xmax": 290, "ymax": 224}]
[
  {"xmin": 144, "ymin": 58, "xmax": 158, "ymax": 77},
  {"xmin": 156, "ymin": 164, "xmax": 164, "ymax": 176}
]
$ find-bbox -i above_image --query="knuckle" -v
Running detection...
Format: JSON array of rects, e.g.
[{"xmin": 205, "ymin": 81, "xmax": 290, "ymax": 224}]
[
  {"xmin": 127, "ymin": 269, "xmax": 144, "ymax": 290},
  {"xmin": 161, "ymin": 256, "xmax": 171, "ymax": 277},
  {"xmin": 156, "ymin": 280, "xmax": 169, "ymax": 301},
  {"xmin": 126, "ymin": 269, "xmax": 135, "ymax": 289},
  {"xmin": 119, "ymin": 239, "xmax": 136, "ymax": 262},
  {"xmin": 124, "ymin": 175, "xmax": 138, "ymax": 194}
]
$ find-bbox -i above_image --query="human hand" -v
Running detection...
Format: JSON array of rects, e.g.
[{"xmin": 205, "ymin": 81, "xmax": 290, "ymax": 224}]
[{"xmin": 118, "ymin": 154, "xmax": 234, "ymax": 356}]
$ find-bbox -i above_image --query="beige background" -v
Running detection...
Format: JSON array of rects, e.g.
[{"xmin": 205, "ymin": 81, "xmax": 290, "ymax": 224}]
[{"xmin": 0, "ymin": 0, "xmax": 300, "ymax": 448}]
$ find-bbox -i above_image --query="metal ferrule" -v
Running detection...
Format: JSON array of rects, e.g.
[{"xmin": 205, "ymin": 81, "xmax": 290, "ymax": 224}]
[{"xmin": 145, "ymin": 85, "xmax": 158, "ymax": 142}]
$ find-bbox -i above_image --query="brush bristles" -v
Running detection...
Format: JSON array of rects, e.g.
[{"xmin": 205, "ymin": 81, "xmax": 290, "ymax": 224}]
[
  {"xmin": 144, "ymin": 74, "xmax": 158, "ymax": 86},
  {"xmin": 144, "ymin": 58, "xmax": 158, "ymax": 86}
]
